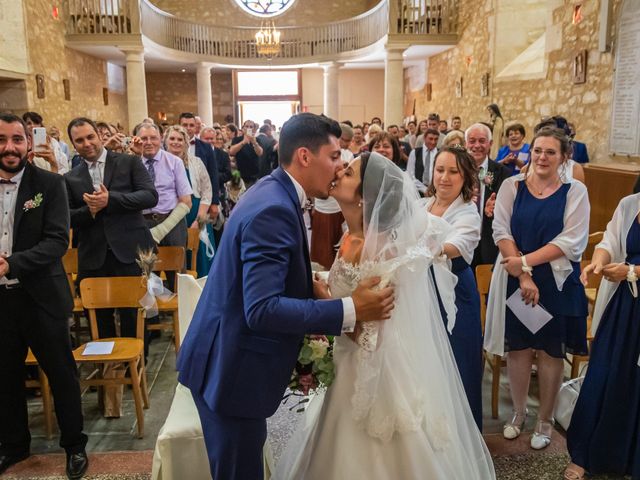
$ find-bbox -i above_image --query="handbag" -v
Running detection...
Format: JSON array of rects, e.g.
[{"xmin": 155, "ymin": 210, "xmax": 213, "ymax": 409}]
[{"xmin": 555, "ymin": 376, "xmax": 584, "ymax": 430}]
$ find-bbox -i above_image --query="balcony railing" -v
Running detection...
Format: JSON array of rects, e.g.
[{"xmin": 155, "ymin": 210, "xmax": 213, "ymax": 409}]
[
  {"xmin": 139, "ymin": 0, "xmax": 389, "ymax": 61},
  {"xmin": 65, "ymin": 0, "xmax": 140, "ymax": 35},
  {"xmin": 64, "ymin": 0, "xmax": 458, "ymax": 60},
  {"xmin": 390, "ymin": 0, "xmax": 458, "ymax": 35}
]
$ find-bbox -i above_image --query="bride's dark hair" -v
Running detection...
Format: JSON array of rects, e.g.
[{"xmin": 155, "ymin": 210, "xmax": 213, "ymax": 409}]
[
  {"xmin": 356, "ymin": 152, "xmax": 370, "ymax": 197},
  {"xmin": 359, "ymin": 152, "xmax": 406, "ymax": 232}
]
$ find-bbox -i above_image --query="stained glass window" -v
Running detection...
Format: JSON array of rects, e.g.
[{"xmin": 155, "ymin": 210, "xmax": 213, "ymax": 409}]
[{"xmin": 234, "ymin": 0, "xmax": 296, "ymax": 17}]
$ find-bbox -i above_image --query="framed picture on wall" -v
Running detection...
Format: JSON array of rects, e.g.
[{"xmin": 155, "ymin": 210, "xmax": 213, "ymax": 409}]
[
  {"xmin": 480, "ymin": 73, "xmax": 489, "ymax": 97},
  {"xmin": 573, "ymin": 50, "xmax": 587, "ymax": 84},
  {"xmin": 63, "ymin": 79, "xmax": 71, "ymax": 101},
  {"xmin": 36, "ymin": 74, "xmax": 45, "ymax": 99},
  {"xmin": 103, "ymin": 87, "xmax": 109, "ymax": 106},
  {"xmin": 455, "ymin": 77, "xmax": 463, "ymax": 98}
]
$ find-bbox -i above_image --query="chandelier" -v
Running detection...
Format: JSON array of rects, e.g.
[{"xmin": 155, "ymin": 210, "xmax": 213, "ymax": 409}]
[{"xmin": 255, "ymin": 21, "xmax": 281, "ymax": 57}]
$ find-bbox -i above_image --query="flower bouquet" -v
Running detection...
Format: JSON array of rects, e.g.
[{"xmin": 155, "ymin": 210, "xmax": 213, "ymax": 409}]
[{"xmin": 284, "ymin": 335, "xmax": 335, "ymax": 411}]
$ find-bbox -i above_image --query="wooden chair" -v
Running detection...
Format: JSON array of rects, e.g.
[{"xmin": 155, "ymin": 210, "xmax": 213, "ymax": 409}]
[
  {"xmin": 186, "ymin": 228, "xmax": 200, "ymax": 278},
  {"xmin": 151, "ymin": 246, "xmax": 186, "ymax": 352},
  {"xmin": 565, "ymin": 260, "xmax": 602, "ymax": 378},
  {"xmin": 476, "ymin": 263, "xmax": 506, "ymax": 419},
  {"xmin": 25, "ymin": 349, "xmax": 54, "ymax": 439},
  {"xmin": 63, "ymin": 248, "xmax": 89, "ymax": 346},
  {"xmin": 584, "ymin": 231, "xmax": 604, "ymax": 262},
  {"xmin": 77, "ymin": 276, "xmax": 150, "ymax": 438}
]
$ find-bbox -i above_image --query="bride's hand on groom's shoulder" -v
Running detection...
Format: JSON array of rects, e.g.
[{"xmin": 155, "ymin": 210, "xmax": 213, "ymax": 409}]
[
  {"xmin": 352, "ymin": 276, "xmax": 395, "ymax": 322},
  {"xmin": 313, "ymin": 274, "xmax": 332, "ymax": 300}
]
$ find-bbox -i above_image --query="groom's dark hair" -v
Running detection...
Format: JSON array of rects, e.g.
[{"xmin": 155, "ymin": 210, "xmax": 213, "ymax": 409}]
[{"xmin": 278, "ymin": 113, "xmax": 342, "ymax": 167}]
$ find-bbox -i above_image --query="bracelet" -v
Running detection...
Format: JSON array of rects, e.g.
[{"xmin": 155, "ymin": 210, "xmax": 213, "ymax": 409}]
[
  {"xmin": 627, "ymin": 263, "xmax": 638, "ymax": 298},
  {"xmin": 520, "ymin": 254, "xmax": 533, "ymax": 276},
  {"xmin": 628, "ymin": 263, "xmax": 638, "ymax": 282}
]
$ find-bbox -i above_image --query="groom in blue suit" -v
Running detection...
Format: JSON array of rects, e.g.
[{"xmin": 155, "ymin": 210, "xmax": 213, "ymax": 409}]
[{"xmin": 177, "ymin": 113, "xmax": 394, "ymax": 479}]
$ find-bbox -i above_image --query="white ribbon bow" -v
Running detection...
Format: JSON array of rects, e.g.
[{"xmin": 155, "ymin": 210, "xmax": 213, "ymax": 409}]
[{"xmin": 139, "ymin": 273, "xmax": 176, "ymax": 318}]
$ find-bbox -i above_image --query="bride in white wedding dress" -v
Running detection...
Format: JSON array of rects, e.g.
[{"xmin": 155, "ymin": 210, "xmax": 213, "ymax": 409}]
[{"xmin": 274, "ymin": 152, "xmax": 495, "ymax": 480}]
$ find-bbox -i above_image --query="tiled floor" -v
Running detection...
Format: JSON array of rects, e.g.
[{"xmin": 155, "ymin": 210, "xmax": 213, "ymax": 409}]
[
  {"xmin": 27, "ymin": 332, "xmax": 573, "ymax": 459},
  {"xmin": 28, "ymin": 332, "xmax": 177, "ymax": 455}
]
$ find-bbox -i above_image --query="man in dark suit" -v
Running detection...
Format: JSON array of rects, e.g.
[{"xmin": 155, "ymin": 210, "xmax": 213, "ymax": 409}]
[
  {"xmin": 465, "ymin": 123, "xmax": 511, "ymax": 268},
  {"xmin": 177, "ymin": 113, "xmax": 394, "ymax": 479},
  {"xmin": 64, "ymin": 117, "xmax": 158, "ymax": 340},
  {"xmin": 200, "ymin": 127, "xmax": 232, "ymax": 194},
  {"xmin": 0, "ymin": 113, "xmax": 88, "ymax": 478},
  {"xmin": 200, "ymin": 127, "xmax": 232, "ymax": 241},
  {"xmin": 256, "ymin": 123, "xmax": 278, "ymax": 178},
  {"xmin": 179, "ymin": 113, "xmax": 221, "ymax": 220}
]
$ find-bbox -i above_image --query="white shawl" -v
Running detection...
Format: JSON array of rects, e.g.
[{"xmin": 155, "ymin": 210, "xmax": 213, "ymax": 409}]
[
  {"xmin": 484, "ymin": 175, "xmax": 590, "ymax": 356},
  {"xmin": 590, "ymin": 194, "xmax": 640, "ymax": 342},
  {"xmin": 425, "ymin": 195, "xmax": 482, "ymax": 265}
]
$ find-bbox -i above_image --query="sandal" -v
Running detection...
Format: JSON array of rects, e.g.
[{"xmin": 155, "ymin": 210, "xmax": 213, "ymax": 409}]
[
  {"xmin": 530, "ymin": 417, "xmax": 554, "ymax": 450},
  {"xmin": 503, "ymin": 409, "xmax": 528, "ymax": 440},
  {"xmin": 563, "ymin": 463, "xmax": 585, "ymax": 480}
]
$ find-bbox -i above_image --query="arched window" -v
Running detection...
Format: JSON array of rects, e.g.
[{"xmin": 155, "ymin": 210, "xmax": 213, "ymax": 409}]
[{"xmin": 233, "ymin": 0, "xmax": 296, "ymax": 18}]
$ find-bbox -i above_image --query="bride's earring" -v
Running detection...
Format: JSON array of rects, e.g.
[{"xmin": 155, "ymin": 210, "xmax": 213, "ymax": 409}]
[{"xmin": 357, "ymin": 200, "xmax": 363, "ymax": 207}]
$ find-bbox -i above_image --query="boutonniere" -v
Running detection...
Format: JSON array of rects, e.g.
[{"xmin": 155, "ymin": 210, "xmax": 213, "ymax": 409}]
[
  {"xmin": 23, "ymin": 193, "xmax": 43, "ymax": 212},
  {"xmin": 479, "ymin": 169, "xmax": 495, "ymax": 190}
]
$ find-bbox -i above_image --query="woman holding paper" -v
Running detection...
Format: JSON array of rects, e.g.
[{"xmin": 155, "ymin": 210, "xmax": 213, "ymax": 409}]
[
  {"xmin": 484, "ymin": 127, "xmax": 589, "ymax": 450},
  {"xmin": 425, "ymin": 146, "xmax": 483, "ymax": 429},
  {"xmin": 564, "ymin": 193, "xmax": 640, "ymax": 480}
]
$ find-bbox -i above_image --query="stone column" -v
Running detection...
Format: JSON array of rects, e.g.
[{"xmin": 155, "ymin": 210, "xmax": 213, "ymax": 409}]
[
  {"xmin": 322, "ymin": 62, "xmax": 340, "ymax": 121},
  {"xmin": 196, "ymin": 62, "xmax": 214, "ymax": 126},
  {"xmin": 122, "ymin": 48, "xmax": 148, "ymax": 128},
  {"xmin": 384, "ymin": 47, "xmax": 405, "ymax": 127}
]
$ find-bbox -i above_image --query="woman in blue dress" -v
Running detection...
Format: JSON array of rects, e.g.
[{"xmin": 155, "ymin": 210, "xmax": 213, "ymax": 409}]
[
  {"xmin": 164, "ymin": 125, "xmax": 215, "ymax": 277},
  {"xmin": 484, "ymin": 127, "xmax": 590, "ymax": 450},
  {"xmin": 425, "ymin": 146, "xmax": 483, "ymax": 429},
  {"xmin": 495, "ymin": 123, "xmax": 530, "ymax": 176},
  {"xmin": 564, "ymin": 193, "xmax": 640, "ymax": 480}
]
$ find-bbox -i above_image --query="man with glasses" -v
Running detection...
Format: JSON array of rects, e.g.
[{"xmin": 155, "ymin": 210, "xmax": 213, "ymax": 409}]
[{"xmin": 133, "ymin": 122, "xmax": 192, "ymax": 249}]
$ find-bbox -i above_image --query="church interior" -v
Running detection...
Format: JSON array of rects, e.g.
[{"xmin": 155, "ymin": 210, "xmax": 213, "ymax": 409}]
[{"xmin": 1, "ymin": 0, "xmax": 639, "ymax": 479}]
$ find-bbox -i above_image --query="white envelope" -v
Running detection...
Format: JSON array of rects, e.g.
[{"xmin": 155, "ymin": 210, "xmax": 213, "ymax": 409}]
[
  {"xmin": 506, "ymin": 288, "xmax": 553, "ymax": 334},
  {"xmin": 82, "ymin": 341, "xmax": 115, "ymax": 355}
]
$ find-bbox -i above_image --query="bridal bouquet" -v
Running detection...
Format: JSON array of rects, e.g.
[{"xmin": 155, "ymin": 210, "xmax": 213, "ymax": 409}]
[{"xmin": 287, "ymin": 335, "xmax": 335, "ymax": 404}]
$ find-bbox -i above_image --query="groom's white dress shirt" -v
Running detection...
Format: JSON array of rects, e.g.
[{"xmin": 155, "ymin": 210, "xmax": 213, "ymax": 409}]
[{"xmin": 285, "ymin": 170, "xmax": 356, "ymax": 333}]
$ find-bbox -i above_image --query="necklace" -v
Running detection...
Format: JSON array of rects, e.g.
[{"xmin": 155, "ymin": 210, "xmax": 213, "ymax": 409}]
[{"xmin": 529, "ymin": 177, "xmax": 560, "ymax": 196}]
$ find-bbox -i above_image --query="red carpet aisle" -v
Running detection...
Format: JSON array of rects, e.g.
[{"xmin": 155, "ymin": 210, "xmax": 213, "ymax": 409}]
[{"xmin": 0, "ymin": 451, "xmax": 152, "ymax": 479}]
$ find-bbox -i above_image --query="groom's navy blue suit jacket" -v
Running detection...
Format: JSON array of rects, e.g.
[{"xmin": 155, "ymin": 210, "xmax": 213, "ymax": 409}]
[{"xmin": 177, "ymin": 167, "xmax": 344, "ymax": 419}]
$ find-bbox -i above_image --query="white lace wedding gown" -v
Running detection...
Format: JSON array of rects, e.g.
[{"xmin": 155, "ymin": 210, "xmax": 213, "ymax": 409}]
[{"xmin": 273, "ymin": 253, "xmax": 496, "ymax": 480}]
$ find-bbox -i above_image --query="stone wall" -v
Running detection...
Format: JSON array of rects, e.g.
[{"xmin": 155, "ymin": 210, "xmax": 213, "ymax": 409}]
[
  {"xmin": 2, "ymin": 0, "xmax": 129, "ymax": 139},
  {"xmin": 146, "ymin": 71, "xmax": 234, "ymax": 125},
  {"xmin": 151, "ymin": 0, "xmax": 379, "ymax": 27},
  {"xmin": 404, "ymin": 0, "xmax": 633, "ymax": 164}
]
